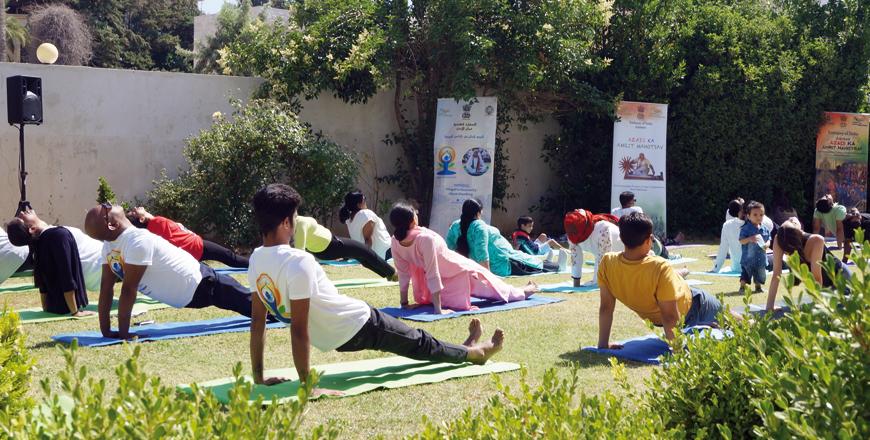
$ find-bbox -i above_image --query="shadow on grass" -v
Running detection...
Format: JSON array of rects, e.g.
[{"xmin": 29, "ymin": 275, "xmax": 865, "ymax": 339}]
[
  {"xmin": 557, "ymin": 349, "xmax": 653, "ymax": 369},
  {"xmin": 28, "ymin": 340, "xmax": 62, "ymax": 350}
]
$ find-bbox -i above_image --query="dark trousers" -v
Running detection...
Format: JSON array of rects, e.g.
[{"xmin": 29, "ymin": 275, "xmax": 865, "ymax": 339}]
[
  {"xmin": 337, "ymin": 307, "xmax": 468, "ymax": 363},
  {"xmin": 312, "ymin": 236, "xmax": 395, "ymax": 278},
  {"xmin": 186, "ymin": 264, "xmax": 252, "ymax": 317},
  {"xmin": 200, "ymin": 240, "xmax": 249, "ymax": 268}
]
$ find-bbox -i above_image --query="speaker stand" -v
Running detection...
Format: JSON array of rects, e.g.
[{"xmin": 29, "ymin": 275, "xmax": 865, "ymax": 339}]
[{"xmin": 16, "ymin": 124, "xmax": 31, "ymax": 215}]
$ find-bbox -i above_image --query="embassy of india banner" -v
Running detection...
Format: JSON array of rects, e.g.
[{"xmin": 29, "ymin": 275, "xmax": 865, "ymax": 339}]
[
  {"xmin": 814, "ymin": 112, "xmax": 868, "ymax": 211},
  {"xmin": 611, "ymin": 101, "xmax": 668, "ymax": 237},
  {"xmin": 429, "ymin": 97, "xmax": 498, "ymax": 237}
]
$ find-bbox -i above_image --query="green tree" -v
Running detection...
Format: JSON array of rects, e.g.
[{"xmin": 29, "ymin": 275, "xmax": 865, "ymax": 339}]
[
  {"xmin": 195, "ymin": 0, "xmax": 253, "ymax": 74},
  {"xmin": 222, "ymin": 0, "xmax": 611, "ymax": 223}
]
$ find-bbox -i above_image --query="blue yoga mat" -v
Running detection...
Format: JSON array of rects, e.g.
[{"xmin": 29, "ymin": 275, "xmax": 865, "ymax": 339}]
[
  {"xmin": 539, "ymin": 278, "xmax": 711, "ymax": 294},
  {"xmin": 581, "ymin": 326, "xmax": 731, "ymax": 365},
  {"xmin": 214, "ymin": 267, "xmax": 247, "ymax": 275},
  {"xmin": 52, "ymin": 316, "xmax": 286, "ymax": 347},
  {"xmin": 380, "ymin": 296, "xmax": 564, "ymax": 322}
]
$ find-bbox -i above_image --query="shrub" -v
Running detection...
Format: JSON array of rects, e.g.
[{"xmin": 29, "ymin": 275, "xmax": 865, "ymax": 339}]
[
  {"xmin": 0, "ymin": 309, "xmax": 33, "ymax": 416},
  {"xmin": 148, "ymin": 99, "xmax": 360, "ymax": 248},
  {"xmin": 0, "ymin": 343, "xmax": 339, "ymax": 439}
]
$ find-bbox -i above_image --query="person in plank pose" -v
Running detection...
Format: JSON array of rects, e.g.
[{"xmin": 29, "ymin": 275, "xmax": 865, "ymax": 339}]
[
  {"xmin": 390, "ymin": 203, "xmax": 536, "ymax": 314},
  {"xmin": 597, "ymin": 213, "xmax": 730, "ymax": 348},
  {"xmin": 247, "ymin": 184, "xmax": 504, "ymax": 391},
  {"xmin": 127, "ymin": 207, "xmax": 249, "ymax": 268},
  {"xmin": 812, "ymin": 194, "xmax": 847, "ymax": 250},
  {"xmin": 84, "ymin": 203, "xmax": 253, "ymax": 340},
  {"xmin": 563, "ymin": 209, "xmax": 623, "ymax": 287}
]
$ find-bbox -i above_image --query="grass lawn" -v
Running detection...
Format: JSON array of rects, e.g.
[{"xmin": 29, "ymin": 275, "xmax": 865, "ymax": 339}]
[{"xmin": 2, "ymin": 244, "xmax": 789, "ymax": 438}]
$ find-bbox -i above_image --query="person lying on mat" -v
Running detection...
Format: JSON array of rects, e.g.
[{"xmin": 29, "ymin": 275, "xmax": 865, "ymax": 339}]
[
  {"xmin": 248, "ymin": 184, "xmax": 505, "ymax": 391},
  {"xmin": 127, "ymin": 207, "xmax": 249, "ymax": 268},
  {"xmin": 5, "ymin": 217, "xmax": 95, "ymax": 317},
  {"xmin": 563, "ymin": 209, "xmax": 623, "ymax": 288},
  {"xmin": 842, "ymin": 208, "xmax": 869, "ymax": 264},
  {"xmin": 765, "ymin": 217, "xmax": 852, "ymax": 313},
  {"xmin": 0, "ymin": 226, "xmax": 30, "ymax": 285},
  {"xmin": 390, "ymin": 203, "xmax": 537, "ymax": 314},
  {"xmin": 597, "ymin": 213, "xmax": 730, "ymax": 348},
  {"xmin": 294, "ymin": 212, "xmax": 397, "ymax": 281},
  {"xmin": 340, "ymin": 190, "xmax": 393, "ymax": 261},
  {"xmin": 84, "ymin": 203, "xmax": 254, "ymax": 340},
  {"xmin": 446, "ymin": 199, "xmax": 545, "ymax": 277}
]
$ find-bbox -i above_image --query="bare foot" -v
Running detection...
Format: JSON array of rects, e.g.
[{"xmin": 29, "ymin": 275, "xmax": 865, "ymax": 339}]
[
  {"xmin": 524, "ymin": 281, "xmax": 539, "ymax": 299},
  {"xmin": 677, "ymin": 268, "xmax": 689, "ymax": 279},
  {"xmin": 463, "ymin": 318, "xmax": 483, "ymax": 346},
  {"xmin": 466, "ymin": 329, "xmax": 504, "ymax": 364}
]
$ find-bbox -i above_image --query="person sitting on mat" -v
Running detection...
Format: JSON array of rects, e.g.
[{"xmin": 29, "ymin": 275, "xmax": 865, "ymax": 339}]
[
  {"xmin": 5, "ymin": 218, "xmax": 94, "ymax": 317},
  {"xmin": 711, "ymin": 199, "xmax": 745, "ymax": 274},
  {"xmin": 294, "ymin": 212, "xmax": 397, "ymax": 281},
  {"xmin": 126, "ymin": 207, "xmax": 249, "ymax": 268},
  {"xmin": 84, "ymin": 203, "xmax": 254, "ymax": 340},
  {"xmin": 511, "ymin": 216, "xmax": 563, "ymax": 256},
  {"xmin": 563, "ymin": 209, "xmax": 623, "ymax": 288},
  {"xmin": 340, "ymin": 190, "xmax": 392, "ymax": 261},
  {"xmin": 812, "ymin": 194, "xmax": 847, "ymax": 250},
  {"xmin": 6, "ymin": 207, "xmax": 103, "ymax": 293},
  {"xmin": 842, "ymin": 208, "xmax": 869, "ymax": 263},
  {"xmin": 0, "ymin": 226, "xmax": 30, "ymax": 284},
  {"xmin": 597, "ymin": 212, "xmax": 730, "ymax": 348},
  {"xmin": 766, "ymin": 217, "xmax": 852, "ymax": 313},
  {"xmin": 247, "ymin": 184, "xmax": 505, "ymax": 392},
  {"xmin": 611, "ymin": 191, "xmax": 643, "ymax": 219},
  {"xmin": 446, "ymin": 199, "xmax": 544, "ymax": 277},
  {"xmin": 390, "ymin": 203, "xmax": 537, "ymax": 314}
]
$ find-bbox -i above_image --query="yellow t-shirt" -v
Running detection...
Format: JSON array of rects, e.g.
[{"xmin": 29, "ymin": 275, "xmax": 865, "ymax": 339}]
[
  {"xmin": 597, "ymin": 253, "xmax": 692, "ymax": 325},
  {"xmin": 293, "ymin": 216, "xmax": 332, "ymax": 253}
]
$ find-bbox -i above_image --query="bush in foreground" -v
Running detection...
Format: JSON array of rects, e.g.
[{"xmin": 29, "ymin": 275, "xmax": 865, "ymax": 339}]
[{"xmin": 0, "ymin": 309, "xmax": 33, "ymax": 416}]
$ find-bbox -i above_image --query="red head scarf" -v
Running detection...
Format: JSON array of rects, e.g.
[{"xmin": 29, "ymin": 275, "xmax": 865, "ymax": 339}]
[{"xmin": 563, "ymin": 209, "xmax": 619, "ymax": 244}]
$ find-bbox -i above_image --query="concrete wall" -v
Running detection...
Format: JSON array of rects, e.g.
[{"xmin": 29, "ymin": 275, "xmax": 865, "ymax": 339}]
[
  {"xmin": 0, "ymin": 62, "xmax": 261, "ymax": 228},
  {"xmin": 0, "ymin": 62, "xmax": 559, "ymax": 234}
]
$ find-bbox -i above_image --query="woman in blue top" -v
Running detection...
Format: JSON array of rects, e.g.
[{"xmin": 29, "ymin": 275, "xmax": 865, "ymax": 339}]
[{"xmin": 446, "ymin": 200, "xmax": 545, "ymax": 277}]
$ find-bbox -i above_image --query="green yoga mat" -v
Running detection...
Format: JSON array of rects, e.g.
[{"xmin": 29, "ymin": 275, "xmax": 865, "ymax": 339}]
[
  {"xmin": 333, "ymin": 278, "xmax": 398, "ymax": 290},
  {"xmin": 16, "ymin": 297, "xmax": 170, "ymax": 324},
  {"xmin": 11, "ymin": 270, "xmax": 33, "ymax": 278},
  {"xmin": 181, "ymin": 356, "xmax": 520, "ymax": 404},
  {"xmin": 0, "ymin": 283, "xmax": 36, "ymax": 294}
]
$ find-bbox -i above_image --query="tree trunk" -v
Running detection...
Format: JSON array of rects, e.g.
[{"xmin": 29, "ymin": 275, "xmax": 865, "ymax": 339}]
[{"xmin": 0, "ymin": 0, "xmax": 7, "ymax": 63}]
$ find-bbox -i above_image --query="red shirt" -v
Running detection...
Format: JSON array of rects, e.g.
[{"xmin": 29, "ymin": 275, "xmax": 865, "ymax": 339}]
[{"xmin": 146, "ymin": 216, "xmax": 204, "ymax": 260}]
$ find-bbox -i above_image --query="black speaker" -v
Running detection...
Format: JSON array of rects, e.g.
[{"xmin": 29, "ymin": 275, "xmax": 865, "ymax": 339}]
[{"xmin": 7, "ymin": 76, "xmax": 43, "ymax": 125}]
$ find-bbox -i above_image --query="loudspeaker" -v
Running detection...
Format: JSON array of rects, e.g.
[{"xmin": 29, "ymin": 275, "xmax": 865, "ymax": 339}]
[{"xmin": 6, "ymin": 76, "xmax": 43, "ymax": 125}]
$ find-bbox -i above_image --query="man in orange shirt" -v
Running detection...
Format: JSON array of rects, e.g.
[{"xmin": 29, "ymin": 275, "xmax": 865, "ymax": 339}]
[{"xmin": 597, "ymin": 212, "xmax": 724, "ymax": 349}]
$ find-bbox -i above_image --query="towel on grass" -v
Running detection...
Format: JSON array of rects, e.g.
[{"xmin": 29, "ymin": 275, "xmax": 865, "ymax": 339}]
[
  {"xmin": 52, "ymin": 316, "xmax": 286, "ymax": 347},
  {"xmin": 179, "ymin": 356, "xmax": 520, "ymax": 404},
  {"xmin": 380, "ymin": 296, "xmax": 564, "ymax": 322}
]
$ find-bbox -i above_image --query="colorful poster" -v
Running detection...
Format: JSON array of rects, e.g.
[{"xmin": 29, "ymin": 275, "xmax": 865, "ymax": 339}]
[
  {"xmin": 814, "ymin": 112, "xmax": 868, "ymax": 211},
  {"xmin": 611, "ymin": 101, "xmax": 668, "ymax": 237},
  {"xmin": 429, "ymin": 97, "xmax": 498, "ymax": 237}
]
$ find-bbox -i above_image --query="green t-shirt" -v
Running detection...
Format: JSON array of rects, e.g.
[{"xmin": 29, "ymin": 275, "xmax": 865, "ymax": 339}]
[{"xmin": 813, "ymin": 203, "xmax": 847, "ymax": 234}]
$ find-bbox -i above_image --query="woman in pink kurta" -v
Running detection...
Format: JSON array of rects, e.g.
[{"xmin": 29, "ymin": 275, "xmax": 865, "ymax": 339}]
[{"xmin": 389, "ymin": 203, "xmax": 535, "ymax": 314}]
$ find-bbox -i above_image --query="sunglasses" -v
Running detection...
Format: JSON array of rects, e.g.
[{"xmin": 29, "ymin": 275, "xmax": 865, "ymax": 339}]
[{"xmin": 100, "ymin": 202, "xmax": 112, "ymax": 224}]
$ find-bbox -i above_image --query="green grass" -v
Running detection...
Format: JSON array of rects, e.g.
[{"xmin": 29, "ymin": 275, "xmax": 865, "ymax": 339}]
[{"xmin": 2, "ymin": 245, "xmax": 781, "ymax": 438}]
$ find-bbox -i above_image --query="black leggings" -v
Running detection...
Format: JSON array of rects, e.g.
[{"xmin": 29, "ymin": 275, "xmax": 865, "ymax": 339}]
[
  {"xmin": 201, "ymin": 240, "xmax": 249, "ymax": 268},
  {"xmin": 312, "ymin": 236, "xmax": 395, "ymax": 278},
  {"xmin": 186, "ymin": 265, "xmax": 253, "ymax": 317},
  {"xmin": 337, "ymin": 307, "xmax": 467, "ymax": 363}
]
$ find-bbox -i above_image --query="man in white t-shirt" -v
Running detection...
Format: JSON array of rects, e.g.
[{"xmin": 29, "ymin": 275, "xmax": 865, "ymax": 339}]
[
  {"xmin": 248, "ymin": 184, "xmax": 505, "ymax": 392},
  {"xmin": 84, "ymin": 203, "xmax": 253, "ymax": 340},
  {"xmin": 0, "ymin": 227, "xmax": 30, "ymax": 284},
  {"xmin": 611, "ymin": 191, "xmax": 644, "ymax": 219},
  {"xmin": 711, "ymin": 200, "xmax": 745, "ymax": 273}
]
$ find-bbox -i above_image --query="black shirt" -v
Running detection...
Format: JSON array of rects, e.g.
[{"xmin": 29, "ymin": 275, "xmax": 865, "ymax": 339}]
[{"xmin": 33, "ymin": 227, "xmax": 88, "ymax": 314}]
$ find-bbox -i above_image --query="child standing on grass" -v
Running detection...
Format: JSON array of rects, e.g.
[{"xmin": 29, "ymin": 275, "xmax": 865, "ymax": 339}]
[
  {"xmin": 247, "ymin": 184, "xmax": 505, "ymax": 394},
  {"xmin": 738, "ymin": 201, "xmax": 770, "ymax": 293}
]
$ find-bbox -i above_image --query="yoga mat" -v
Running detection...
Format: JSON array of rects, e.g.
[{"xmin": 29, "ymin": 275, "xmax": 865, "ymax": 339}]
[
  {"xmin": 539, "ymin": 278, "xmax": 712, "ymax": 294},
  {"xmin": 318, "ymin": 259, "xmax": 361, "ymax": 267},
  {"xmin": 504, "ymin": 267, "xmax": 592, "ymax": 279},
  {"xmin": 0, "ymin": 283, "xmax": 36, "ymax": 294},
  {"xmin": 380, "ymin": 296, "xmax": 564, "ymax": 322},
  {"xmin": 17, "ymin": 297, "xmax": 170, "ymax": 324},
  {"xmin": 690, "ymin": 268, "xmax": 788, "ymax": 278},
  {"xmin": 667, "ymin": 257, "xmax": 697, "ymax": 265},
  {"xmin": 11, "ymin": 270, "xmax": 33, "ymax": 278},
  {"xmin": 581, "ymin": 327, "xmax": 731, "ymax": 365},
  {"xmin": 214, "ymin": 267, "xmax": 247, "ymax": 275},
  {"xmin": 52, "ymin": 316, "xmax": 286, "ymax": 347},
  {"xmin": 665, "ymin": 244, "xmax": 707, "ymax": 250},
  {"xmin": 180, "ymin": 356, "xmax": 520, "ymax": 405},
  {"xmin": 211, "ymin": 270, "xmax": 398, "ymax": 290}
]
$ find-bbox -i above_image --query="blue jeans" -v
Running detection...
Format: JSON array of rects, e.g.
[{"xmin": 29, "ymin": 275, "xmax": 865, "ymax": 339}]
[{"xmin": 684, "ymin": 288, "xmax": 722, "ymax": 327}]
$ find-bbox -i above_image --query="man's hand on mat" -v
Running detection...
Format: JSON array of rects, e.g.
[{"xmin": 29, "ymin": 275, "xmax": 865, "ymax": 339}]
[
  {"xmin": 436, "ymin": 308, "xmax": 454, "ymax": 315},
  {"xmin": 72, "ymin": 310, "xmax": 96, "ymax": 318},
  {"xmin": 312, "ymin": 388, "xmax": 344, "ymax": 397},
  {"xmin": 261, "ymin": 376, "xmax": 290, "ymax": 386}
]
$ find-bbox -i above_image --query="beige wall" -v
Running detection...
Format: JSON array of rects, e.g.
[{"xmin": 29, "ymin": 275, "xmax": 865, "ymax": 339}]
[
  {"xmin": 0, "ymin": 62, "xmax": 262, "ymax": 228},
  {"xmin": 0, "ymin": 62, "xmax": 559, "ymax": 234}
]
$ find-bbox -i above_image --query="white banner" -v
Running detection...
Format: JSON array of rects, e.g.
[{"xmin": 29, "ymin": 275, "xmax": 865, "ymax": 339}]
[
  {"xmin": 611, "ymin": 101, "xmax": 668, "ymax": 237},
  {"xmin": 429, "ymin": 97, "xmax": 498, "ymax": 237}
]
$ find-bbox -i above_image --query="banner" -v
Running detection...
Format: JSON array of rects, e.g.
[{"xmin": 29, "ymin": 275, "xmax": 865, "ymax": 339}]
[
  {"xmin": 814, "ymin": 112, "xmax": 868, "ymax": 211},
  {"xmin": 611, "ymin": 101, "xmax": 668, "ymax": 237},
  {"xmin": 429, "ymin": 97, "xmax": 498, "ymax": 237}
]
